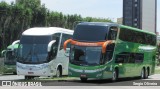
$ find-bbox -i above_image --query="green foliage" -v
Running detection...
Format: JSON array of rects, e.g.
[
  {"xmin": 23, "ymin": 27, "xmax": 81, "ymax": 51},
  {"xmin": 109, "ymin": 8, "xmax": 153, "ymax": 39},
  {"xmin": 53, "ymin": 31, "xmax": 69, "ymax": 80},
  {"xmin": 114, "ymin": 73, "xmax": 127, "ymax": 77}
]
[{"xmin": 0, "ymin": 0, "xmax": 112, "ymax": 51}]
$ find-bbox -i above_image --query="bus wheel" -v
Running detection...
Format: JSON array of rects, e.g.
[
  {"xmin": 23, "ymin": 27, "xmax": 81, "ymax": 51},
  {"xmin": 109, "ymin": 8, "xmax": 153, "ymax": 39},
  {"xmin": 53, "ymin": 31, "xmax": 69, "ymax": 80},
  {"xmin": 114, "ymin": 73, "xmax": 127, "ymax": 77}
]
[
  {"xmin": 56, "ymin": 67, "xmax": 61, "ymax": 77},
  {"xmin": 80, "ymin": 77, "xmax": 87, "ymax": 82},
  {"xmin": 13, "ymin": 72, "xmax": 17, "ymax": 75},
  {"xmin": 145, "ymin": 68, "xmax": 148, "ymax": 79},
  {"xmin": 25, "ymin": 76, "xmax": 34, "ymax": 80},
  {"xmin": 25, "ymin": 76, "xmax": 29, "ymax": 80},
  {"xmin": 141, "ymin": 68, "xmax": 145, "ymax": 79},
  {"xmin": 112, "ymin": 69, "xmax": 118, "ymax": 82}
]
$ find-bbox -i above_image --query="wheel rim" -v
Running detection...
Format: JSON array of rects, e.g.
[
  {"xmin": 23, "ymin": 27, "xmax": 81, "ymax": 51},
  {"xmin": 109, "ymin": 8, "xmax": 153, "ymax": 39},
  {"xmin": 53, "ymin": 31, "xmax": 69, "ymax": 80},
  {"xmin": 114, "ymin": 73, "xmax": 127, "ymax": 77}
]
[
  {"xmin": 112, "ymin": 71, "xmax": 116, "ymax": 81},
  {"xmin": 141, "ymin": 69, "xmax": 144, "ymax": 79}
]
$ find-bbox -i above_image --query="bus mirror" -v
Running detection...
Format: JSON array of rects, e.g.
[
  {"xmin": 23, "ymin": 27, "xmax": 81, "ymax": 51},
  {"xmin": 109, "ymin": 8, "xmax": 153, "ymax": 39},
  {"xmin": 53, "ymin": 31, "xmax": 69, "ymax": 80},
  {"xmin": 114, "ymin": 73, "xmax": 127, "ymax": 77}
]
[
  {"xmin": 63, "ymin": 39, "xmax": 72, "ymax": 51},
  {"xmin": 1, "ymin": 50, "xmax": 6, "ymax": 57},
  {"xmin": 102, "ymin": 40, "xmax": 114, "ymax": 53},
  {"xmin": 11, "ymin": 40, "xmax": 20, "ymax": 51},
  {"xmin": 48, "ymin": 40, "xmax": 56, "ymax": 52}
]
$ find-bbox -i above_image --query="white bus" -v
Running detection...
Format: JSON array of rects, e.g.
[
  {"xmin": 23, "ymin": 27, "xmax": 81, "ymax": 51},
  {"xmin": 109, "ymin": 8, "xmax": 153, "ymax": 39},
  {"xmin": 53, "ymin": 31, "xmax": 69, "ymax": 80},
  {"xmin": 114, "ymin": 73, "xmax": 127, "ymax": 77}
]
[{"xmin": 14, "ymin": 27, "xmax": 73, "ymax": 79}]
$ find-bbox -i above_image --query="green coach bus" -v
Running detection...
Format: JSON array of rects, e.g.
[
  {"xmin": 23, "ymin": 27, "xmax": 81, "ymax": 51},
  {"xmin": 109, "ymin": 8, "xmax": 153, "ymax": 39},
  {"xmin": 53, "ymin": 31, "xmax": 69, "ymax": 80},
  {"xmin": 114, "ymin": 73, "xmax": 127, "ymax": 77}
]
[
  {"xmin": 64, "ymin": 22, "xmax": 157, "ymax": 82},
  {"xmin": 1, "ymin": 43, "xmax": 19, "ymax": 74}
]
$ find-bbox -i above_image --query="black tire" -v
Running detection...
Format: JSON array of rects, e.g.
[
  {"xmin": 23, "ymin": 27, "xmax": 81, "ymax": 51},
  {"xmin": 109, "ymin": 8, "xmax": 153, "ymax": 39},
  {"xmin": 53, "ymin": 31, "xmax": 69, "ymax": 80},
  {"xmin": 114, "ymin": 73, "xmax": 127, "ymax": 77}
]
[
  {"xmin": 140, "ymin": 68, "xmax": 145, "ymax": 79},
  {"xmin": 25, "ymin": 76, "xmax": 28, "ymax": 80},
  {"xmin": 145, "ymin": 68, "xmax": 148, "ymax": 79},
  {"xmin": 80, "ymin": 77, "xmax": 87, "ymax": 82},
  {"xmin": 25, "ymin": 76, "xmax": 34, "ymax": 80},
  {"xmin": 13, "ymin": 72, "xmax": 17, "ymax": 75},
  {"xmin": 56, "ymin": 67, "xmax": 61, "ymax": 77},
  {"xmin": 112, "ymin": 69, "xmax": 118, "ymax": 82}
]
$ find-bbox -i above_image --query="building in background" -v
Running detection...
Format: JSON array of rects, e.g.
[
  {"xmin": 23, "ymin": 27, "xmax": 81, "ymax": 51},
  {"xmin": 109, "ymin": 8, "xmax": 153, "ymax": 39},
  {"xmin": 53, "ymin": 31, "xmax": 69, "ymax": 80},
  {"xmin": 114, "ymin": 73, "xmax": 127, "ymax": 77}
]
[
  {"xmin": 123, "ymin": 0, "xmax": 157, "ymax": 33},
  {"xmin": 117, "ymin": 18, "xmax": 123, "ymax": 24}
]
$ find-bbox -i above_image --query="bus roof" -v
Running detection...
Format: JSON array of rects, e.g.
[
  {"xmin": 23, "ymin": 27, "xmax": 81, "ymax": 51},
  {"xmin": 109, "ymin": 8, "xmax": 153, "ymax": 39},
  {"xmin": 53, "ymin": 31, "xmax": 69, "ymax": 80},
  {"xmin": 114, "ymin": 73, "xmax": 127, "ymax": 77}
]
[
  {"xmin": 77, "ymin": 22, "xmax": 156, "ymax": 35},
  {"xmin": 119, "ymin": 25, "xmax": 156, "ymax": 35},
  {"xmin": 77, "ymin": 22, "xmax": 119, "ymax": 27},
  {"xmin": 22, "ymin": 27, "xmax": 73, "ymax": 36}
]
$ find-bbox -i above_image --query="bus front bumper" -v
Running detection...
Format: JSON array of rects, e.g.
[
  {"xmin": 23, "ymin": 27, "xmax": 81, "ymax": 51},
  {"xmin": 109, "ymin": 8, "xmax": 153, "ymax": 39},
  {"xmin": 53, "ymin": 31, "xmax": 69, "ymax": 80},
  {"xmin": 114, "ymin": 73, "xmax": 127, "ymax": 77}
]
[
  {"xmin": 16, "ymin": 62, "xmax": 52, "ymax": 76},
  {"xmin": 68, "ymin": 67, "xmax": 104, "ymax": 79}
]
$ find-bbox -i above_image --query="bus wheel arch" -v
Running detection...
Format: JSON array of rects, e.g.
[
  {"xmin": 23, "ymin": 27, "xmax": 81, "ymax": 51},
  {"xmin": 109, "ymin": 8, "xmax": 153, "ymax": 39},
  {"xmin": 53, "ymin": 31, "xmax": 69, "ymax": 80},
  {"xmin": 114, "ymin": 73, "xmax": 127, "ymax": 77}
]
[{"xmin": 56, "ymin": 65, "xmax": 62, "ymax": 77}]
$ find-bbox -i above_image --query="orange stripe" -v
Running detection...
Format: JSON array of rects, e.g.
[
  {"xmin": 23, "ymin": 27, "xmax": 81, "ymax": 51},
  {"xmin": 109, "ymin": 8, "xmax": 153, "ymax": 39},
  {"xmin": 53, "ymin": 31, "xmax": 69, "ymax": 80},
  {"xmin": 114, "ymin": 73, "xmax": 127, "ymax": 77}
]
[
  {"xmin": 63, "ymin": 39, "xmax": 114, "ymax": 53},
  {"xmin": 70, "ymin": 40, "xmax": 104, "ymax": 46},
  {"xmin": 102, "ymin": 40, "xmax": 113, "ymax": 53},
  {"xmin": 63, "ymin": 39, "xmax": 72, "ymax": 51}
]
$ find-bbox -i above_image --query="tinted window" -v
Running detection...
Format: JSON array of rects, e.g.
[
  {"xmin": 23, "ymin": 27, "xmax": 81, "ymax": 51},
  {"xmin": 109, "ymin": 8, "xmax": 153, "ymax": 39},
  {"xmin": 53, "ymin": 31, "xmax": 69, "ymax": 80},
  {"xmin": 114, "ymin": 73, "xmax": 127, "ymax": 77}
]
[
  {"xmin": 5, "ymin": 51, "xmax": 16, "ymax": 65},
  {"xmin": 73, "ymin": 25, "xmax": 108, "ymax": 42},
  {"xmin": 70, "ymin": 46, "xmax": 102, "ymax": 66},
  {"xmin": 115, "ymin": 52, "xmax": 144, "ymax": 63},
  {"xmin": 108, "ymin": 27, "xmax": 118, "ymax": 40},
  {"xmin": 119, "ymin": 28, "xmax": 156, "ymax": 46},
  {"xmin": 60, "ymin": 34, "xmax": 72, "ymax": 50},
  {"xmin": 20, "ymin": 35, "xmax": 51, "ymax": 44},
  {"xmin": 50, "ymin": 33, "xmax": 60, "ymax": 58}
]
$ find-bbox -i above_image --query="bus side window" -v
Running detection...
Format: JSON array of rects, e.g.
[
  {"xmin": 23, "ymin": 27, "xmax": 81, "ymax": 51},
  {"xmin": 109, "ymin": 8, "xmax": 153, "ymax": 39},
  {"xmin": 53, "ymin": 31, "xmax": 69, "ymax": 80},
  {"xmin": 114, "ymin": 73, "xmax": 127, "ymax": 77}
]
[
  {"xmin": 104, "ymin": 44, "xmax": 114, "ymax": 63},
  {"xmin": 128, "ymin": 54, "xmax": 135, "ymax": 63},
  {"xmin": 60, "ymin": 34, "xmax": 72, "ymax": 50},
  {"xmin": 108, "ymin": 27, "xmax": 118, "ymax": 40},
  {"xmin": 115, "ymin": 53, "xmax": 129, "ymax": 63},
  {"xmin": 135, "ymin": 53, "xmax": 144, "ymax": 63},
  {"xmin": 48, "ymin": 33, "xmax": 60, "ymax": 60},
  {"xmin": 115, "ymin": 55, "xmax": 125, "ymax": 63}
]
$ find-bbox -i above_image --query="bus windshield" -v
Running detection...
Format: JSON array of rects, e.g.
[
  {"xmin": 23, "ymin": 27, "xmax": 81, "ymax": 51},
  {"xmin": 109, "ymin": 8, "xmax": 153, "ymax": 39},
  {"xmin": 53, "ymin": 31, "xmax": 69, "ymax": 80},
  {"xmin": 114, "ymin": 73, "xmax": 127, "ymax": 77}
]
[
  {"xmin": 70, "ymin": 45, "xmax": 102, "ymax": 66},
  {"xmin": 4, "ymin": 50, "xmax": 16, "ymax": 65},
  {"xmin": 73, "ymin": 25, "xmax": 108, "ymax": 42},
  {"xmin": 17, "ymin": 35, "xmax": 51, "ymax": 64}
]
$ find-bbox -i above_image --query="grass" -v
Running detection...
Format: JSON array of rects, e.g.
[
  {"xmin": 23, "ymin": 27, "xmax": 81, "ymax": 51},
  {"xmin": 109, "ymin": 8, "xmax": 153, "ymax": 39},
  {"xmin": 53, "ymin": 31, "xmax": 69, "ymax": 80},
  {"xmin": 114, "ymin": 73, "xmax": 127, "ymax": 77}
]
[{"xmin": 155, "ymin": 66, "xmax": 160, "ymax": 74}]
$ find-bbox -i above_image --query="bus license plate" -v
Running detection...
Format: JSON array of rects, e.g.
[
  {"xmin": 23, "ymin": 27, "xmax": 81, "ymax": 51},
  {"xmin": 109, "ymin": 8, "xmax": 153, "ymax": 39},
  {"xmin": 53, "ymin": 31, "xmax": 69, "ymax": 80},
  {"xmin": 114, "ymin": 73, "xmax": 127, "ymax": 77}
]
[
  {"xmin": 28, "ymin": 72, "xmax": 34, "ymax": 74},
  {"xmin": 80, "ymin": 74, "xmax": 86, "ymax": 77}
]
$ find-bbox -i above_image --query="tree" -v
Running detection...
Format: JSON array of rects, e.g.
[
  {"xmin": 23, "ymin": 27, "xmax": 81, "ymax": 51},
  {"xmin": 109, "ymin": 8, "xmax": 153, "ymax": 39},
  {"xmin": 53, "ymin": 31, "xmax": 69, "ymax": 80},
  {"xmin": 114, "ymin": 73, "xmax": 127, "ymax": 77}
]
[{"xmin": 0, "ymin": 1, "xmax": 112, "ymax": 51}]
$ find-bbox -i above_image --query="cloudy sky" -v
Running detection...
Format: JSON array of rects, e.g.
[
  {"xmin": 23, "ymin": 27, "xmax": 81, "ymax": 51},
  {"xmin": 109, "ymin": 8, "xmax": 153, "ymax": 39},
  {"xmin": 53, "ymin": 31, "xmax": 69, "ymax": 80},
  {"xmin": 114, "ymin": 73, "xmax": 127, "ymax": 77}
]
[{"xmin": 0, "ymin": 0, "xmax": 160, "ymax": 33}]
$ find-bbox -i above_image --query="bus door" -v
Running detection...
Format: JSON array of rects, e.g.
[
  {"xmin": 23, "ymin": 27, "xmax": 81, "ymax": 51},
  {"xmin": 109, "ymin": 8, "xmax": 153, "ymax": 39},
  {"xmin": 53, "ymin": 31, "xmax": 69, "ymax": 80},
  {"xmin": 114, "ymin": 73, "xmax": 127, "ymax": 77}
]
[
  {"xmin": 101, "ymin": 26, "xmax": 118, "ymax": 77},
  {"xmin": 47, "ymin": 33, "xmax": 60, "ymax": 75},
  {"xmin": 106, "ymin": 26, "xmax": 118, "ymax": 64},
  {"xmin": 57, "ymin": 33, "xmax": 72, "ymax": 75}
]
